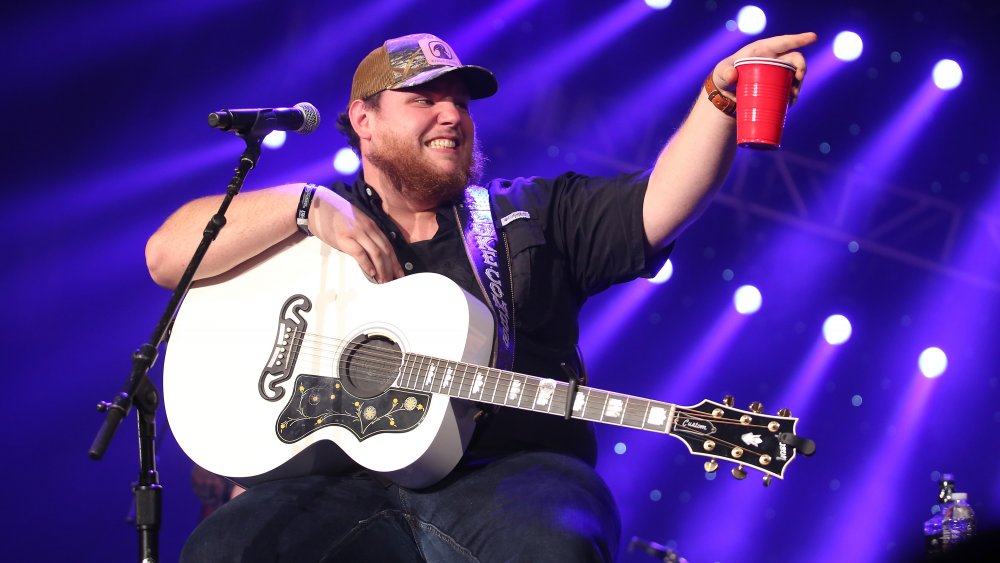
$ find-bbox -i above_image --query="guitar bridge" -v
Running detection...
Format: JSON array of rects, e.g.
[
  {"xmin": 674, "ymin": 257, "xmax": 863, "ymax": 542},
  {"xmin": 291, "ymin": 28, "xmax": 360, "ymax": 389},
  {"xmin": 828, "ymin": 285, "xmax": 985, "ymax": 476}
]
[{"xmin": 258, "ymin": 294, "xmax": 311, "ymax": 401}]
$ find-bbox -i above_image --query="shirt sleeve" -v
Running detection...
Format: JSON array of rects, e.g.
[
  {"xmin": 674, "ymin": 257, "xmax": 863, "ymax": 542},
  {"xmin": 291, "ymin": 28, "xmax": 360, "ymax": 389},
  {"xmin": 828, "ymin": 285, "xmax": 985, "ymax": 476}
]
[{"xmin": 542, "ymin": 170, "xmax": 672, "ymax": 296}]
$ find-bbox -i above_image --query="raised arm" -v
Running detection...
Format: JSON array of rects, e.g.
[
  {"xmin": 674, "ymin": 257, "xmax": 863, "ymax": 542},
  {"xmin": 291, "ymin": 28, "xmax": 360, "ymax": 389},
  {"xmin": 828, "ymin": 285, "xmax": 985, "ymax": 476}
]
[
  {"xmin": 643, "ymin": 32, "xmax": 817, "ymax": 250},
  {"xmin": 145, "ymin": 183, "xmax": 403, "ymax": 288}
]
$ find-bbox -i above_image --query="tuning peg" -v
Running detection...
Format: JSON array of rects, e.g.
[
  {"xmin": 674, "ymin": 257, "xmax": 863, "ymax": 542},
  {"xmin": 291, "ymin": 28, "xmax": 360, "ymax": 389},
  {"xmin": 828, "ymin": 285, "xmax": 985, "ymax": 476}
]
[
  {"xmin": 749, "ymin": 401, "xmax": 763, "ymax": 413},
  {"xmin": 704, "ymin": 459, "xmax": 719, "ymax": 473},
  {"xmin": 723, "ymin": 395, "xmax": 734, "ymax": 407},
  {"xmin": 732, "ymin": 465, "xmax": 747, "ymax": 480},
  {"xmin": 762, "ymin": 475, "xmax": 771, "ymax": 487},
  {"xmin": 778, "ymin": 408, "xmax": 791, "ymax": 418}
]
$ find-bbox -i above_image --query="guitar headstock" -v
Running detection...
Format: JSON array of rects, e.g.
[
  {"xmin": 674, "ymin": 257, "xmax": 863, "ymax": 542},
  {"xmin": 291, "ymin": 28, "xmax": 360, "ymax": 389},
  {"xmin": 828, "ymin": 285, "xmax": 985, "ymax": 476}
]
[{"xmin": 670, "ymin": 396, "xmax": 815, "ymax": 485}]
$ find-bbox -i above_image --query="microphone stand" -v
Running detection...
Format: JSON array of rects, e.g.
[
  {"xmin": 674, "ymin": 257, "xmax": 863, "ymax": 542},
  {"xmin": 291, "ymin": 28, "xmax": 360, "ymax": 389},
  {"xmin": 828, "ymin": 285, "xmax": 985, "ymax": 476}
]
[{"xmin": 90, "ymin": 131, "xmax": 265, "ymax": 563}]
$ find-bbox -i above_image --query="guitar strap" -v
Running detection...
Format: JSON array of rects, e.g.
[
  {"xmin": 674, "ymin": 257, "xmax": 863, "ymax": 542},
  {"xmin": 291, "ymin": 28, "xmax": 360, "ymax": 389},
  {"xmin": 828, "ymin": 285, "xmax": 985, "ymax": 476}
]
[{"xmin": 453, "ymin": 185, "xmax": 515, "ymax": 373}]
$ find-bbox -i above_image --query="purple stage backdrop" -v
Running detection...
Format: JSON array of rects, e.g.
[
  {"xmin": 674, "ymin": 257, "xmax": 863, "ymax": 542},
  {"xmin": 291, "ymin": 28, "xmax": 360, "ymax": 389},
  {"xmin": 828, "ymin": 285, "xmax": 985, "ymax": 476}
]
[{"xmin": 3, "ymin": 1, "xmax": 998, "ymax": 561}]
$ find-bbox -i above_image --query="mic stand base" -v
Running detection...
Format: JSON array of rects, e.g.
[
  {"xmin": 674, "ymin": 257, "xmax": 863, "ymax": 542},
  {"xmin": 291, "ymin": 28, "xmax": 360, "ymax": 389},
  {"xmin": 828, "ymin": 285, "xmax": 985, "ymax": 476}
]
[{"xmin": 134, "ymin": 376, "xmax": 161, "ymax": 563}]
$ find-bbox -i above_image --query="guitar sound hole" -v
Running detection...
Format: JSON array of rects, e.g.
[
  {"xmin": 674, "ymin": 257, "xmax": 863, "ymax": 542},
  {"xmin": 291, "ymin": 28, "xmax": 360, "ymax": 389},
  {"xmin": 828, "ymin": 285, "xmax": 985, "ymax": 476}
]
[{"xmin": 339, "ymin": 334, "xmax": 402, "ymax": 399}]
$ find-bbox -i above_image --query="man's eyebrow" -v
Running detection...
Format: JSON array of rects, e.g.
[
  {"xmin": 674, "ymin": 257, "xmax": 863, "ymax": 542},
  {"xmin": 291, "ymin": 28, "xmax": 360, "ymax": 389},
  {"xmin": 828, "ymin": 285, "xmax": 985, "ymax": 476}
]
[{"xmin": 401, "ymin": 87, "xmax": 471, "ymax": 101}]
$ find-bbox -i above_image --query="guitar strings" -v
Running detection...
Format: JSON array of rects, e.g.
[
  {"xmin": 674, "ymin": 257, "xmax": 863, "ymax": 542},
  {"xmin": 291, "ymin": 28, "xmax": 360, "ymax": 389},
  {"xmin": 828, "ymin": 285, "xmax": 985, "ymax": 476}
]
[
  {"xmin": 297, "ymin": 335, "xmax": 784, "ymax": 465},
  {"xmin": 669, "ymin": 428, "xmax": 778, "ymax": 465},
  {"xmin": 293, "ymin": 330, "xmax": 772, "ymax": 429},
  {"xmin": 292, "ymin": 331, "xmax": 687, "ymax": 422},
  {"xmin": 283, "ymin": 331, "xmax": 782, "ymax": 441},
  {"xmin": 288, "ymin": 333, "xmax": 786, "ymax": 465}
]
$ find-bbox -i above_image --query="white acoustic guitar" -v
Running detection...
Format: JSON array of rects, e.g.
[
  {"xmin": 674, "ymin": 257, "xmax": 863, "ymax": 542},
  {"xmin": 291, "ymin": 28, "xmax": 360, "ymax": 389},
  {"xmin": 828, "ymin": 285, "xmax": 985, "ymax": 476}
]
[{"xmin": 164, "ymin": 236, "xmax": 814, "ymax": 489}]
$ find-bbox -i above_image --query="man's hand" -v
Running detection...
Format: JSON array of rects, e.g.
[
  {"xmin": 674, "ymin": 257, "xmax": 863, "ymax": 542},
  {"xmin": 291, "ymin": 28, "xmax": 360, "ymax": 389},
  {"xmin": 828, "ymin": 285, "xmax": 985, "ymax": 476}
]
[
  {"xmin": 641, "ymin": 32, "xmax": 817, "ymax": 252},
  {"xmin": 308, "ymin": 187, "xmax": 405, "ymax": 284},
  {"xmin": 710, "ymin": 32, "xmax": 817, "ymax": 104}
]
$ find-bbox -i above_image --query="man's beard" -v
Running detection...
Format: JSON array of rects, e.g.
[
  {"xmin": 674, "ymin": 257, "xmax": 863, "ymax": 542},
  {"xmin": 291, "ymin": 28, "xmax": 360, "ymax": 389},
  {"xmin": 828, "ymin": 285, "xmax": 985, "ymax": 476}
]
[{"xmin": 367, "ymin": 130, "xmax": 485, "ymax": 208}]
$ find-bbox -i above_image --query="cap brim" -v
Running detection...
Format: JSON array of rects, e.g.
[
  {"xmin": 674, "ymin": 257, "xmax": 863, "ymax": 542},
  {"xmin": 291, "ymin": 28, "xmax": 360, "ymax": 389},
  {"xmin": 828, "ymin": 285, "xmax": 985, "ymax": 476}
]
[{"xmin": 391, "ymin": 65, "xmax": 498, "ymax": 100}]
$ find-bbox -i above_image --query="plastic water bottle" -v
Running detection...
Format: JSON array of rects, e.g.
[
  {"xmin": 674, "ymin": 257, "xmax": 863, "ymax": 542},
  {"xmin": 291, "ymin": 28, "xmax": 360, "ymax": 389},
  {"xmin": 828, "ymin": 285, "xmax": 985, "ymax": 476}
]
[
  {"xmin": 941, "ymin": 492, "xmax": 976, "ymax": 551},
  {"xmin": 923, "ymin": 473, "xmax": 955, "ymax": 555}
]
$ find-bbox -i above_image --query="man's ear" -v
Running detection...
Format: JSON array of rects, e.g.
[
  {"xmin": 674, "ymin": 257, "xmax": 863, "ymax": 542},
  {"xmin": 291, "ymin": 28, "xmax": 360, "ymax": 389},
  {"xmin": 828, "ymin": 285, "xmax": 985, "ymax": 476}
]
[{"xmin": 349, "ymin": 99, "xmax": 374, "ymax": 141}]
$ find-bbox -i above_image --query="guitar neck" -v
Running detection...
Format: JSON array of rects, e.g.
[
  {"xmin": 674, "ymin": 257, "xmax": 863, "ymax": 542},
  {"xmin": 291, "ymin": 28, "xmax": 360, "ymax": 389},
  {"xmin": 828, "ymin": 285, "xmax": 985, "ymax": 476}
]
[{"xmin": 397, "ymin": 353, "xmax": 677, "ymax": 434}]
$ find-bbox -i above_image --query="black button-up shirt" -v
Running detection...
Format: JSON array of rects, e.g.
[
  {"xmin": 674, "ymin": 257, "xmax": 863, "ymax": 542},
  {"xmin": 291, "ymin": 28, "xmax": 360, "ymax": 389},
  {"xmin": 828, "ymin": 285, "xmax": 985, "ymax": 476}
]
[{"xmin": 332, "ymin": 170, "xmax": 669, "ymax": 465}]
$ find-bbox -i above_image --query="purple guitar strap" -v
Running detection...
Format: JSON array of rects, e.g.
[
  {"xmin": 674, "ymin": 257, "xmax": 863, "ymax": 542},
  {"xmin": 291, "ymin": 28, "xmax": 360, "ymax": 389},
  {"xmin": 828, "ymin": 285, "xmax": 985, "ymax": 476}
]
[{"xmin": 453, "ymin": 185, "xmax": 515, "ymax": 373}]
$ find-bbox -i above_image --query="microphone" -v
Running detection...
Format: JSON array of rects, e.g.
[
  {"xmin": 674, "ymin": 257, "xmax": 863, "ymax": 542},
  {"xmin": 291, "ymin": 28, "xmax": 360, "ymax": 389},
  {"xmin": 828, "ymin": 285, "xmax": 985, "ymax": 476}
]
[{"xmin": 208, "ymin": 102, "xmax": 320, "ymax": 135}]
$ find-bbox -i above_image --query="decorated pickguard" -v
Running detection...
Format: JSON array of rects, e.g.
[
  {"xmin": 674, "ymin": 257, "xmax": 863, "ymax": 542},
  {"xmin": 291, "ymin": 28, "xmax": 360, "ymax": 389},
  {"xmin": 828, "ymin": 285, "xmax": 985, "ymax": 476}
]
[{"xmin": 276, "ymin": 374, "xmax": 431, "ymax": 442}]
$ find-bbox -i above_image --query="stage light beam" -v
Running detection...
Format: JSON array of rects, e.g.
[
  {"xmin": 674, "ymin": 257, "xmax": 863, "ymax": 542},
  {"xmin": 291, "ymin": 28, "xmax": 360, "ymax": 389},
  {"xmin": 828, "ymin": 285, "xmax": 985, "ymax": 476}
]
[
  {"xmin": 333, "ymin": 147, "xmax": 361, "ymax": 175},
  {"xmin": 737, "ymin": 6, "xmax": 766, "ymax": 35},
  {"xmin": 262, "ymin": 130, "xmax": 287, "ymax": 149},
  {"xmin": 919, "ymin": 347, "xmax": 948, "ymax": 378},
  {"xmin": 932, "ymin": 59, "xmax": 963, "ymax": 90},
  {"xmin": 733, "ymin": 284, "xmax": 762, "ymax": 315},
  {"xmin": 822, "ymin": 314, "xmax": 852, "ymax": 345},
  {"xmin": 648, "ymin": 259, "xmax": 674, "ymax": 284},
  {"xmin": 644, "ymin": 0, "xmax": 672, "ymax": 9},
  {"xmin": 832, "ymin": 31, "xmax": 863, "ymax": 62}
]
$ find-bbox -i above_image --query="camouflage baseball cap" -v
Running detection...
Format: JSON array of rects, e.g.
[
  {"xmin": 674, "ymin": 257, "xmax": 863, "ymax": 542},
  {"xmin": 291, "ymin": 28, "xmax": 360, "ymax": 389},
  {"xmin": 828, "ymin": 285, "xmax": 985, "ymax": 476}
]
[{"xmin": 350, "ymin": 33, "xmax": 498, "ymax": 102}]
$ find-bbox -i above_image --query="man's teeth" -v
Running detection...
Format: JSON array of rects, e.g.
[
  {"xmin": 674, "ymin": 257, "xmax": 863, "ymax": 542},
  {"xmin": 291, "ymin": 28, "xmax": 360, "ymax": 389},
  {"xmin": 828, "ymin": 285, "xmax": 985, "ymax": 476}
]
[{"xmin": 427, "ymin": 139, "xmax": 457, "ymax": 149}]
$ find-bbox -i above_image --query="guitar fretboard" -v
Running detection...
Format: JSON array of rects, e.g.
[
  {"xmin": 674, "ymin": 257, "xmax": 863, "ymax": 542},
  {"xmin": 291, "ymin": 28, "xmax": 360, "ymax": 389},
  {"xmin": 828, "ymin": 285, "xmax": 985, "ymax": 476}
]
[{"xmin": 397, "ymin": 354, "xmax": 676, "ymax": 433}]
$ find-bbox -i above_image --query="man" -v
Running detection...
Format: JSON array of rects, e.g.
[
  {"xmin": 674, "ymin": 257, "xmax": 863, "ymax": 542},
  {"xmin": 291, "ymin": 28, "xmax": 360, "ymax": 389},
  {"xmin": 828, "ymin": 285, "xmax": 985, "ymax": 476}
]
[{"xmin": 148, "ymin": 31, "xmax": 815, "ymax": 562}]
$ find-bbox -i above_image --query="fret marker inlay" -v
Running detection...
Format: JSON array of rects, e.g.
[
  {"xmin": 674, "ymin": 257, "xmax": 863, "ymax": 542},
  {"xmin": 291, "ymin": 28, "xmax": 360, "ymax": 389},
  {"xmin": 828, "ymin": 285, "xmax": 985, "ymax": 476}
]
[
  {"xmin": 536, "ymin": 379, "xmax": 556, "ymax": 406},
  {"xmin": 508, "ymin": 380, "xmax": 522, "ymax": 400},
  {"xmin": 605, "ymin": 398, "xmax": 623, "ymax": 419},
  {"xmin": 647, "ymin": 406, "xmax": 667, "ymax": 427},
  {"xmin": 424, "ymin": 364, "xmax": 435, "ymax": 388}
]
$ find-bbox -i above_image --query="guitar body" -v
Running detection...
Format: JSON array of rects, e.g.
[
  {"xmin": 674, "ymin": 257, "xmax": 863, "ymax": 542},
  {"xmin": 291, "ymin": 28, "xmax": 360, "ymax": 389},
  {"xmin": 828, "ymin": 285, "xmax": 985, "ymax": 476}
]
[
  {"xmin": 167, "ymin": 237, "xmax": 817, "ymax": 489},
  {"xmin": 164, "ymin": 236, "xmax": 495, "ymax": 488}
]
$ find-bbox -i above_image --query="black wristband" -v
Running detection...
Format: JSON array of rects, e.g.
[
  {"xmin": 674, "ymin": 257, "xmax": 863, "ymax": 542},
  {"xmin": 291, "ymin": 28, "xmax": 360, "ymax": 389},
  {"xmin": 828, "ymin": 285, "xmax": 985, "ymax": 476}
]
[{"xmin": 296, "ymin": 184, "xmax": 318, "ymax": 237}]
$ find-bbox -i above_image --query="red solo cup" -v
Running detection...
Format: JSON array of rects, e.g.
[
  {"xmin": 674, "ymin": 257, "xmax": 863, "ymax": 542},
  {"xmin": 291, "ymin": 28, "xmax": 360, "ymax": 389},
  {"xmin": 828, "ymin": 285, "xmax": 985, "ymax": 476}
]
[{"xmin": 734, "ymin": 57, "xmax": 797, "ymax": 149}]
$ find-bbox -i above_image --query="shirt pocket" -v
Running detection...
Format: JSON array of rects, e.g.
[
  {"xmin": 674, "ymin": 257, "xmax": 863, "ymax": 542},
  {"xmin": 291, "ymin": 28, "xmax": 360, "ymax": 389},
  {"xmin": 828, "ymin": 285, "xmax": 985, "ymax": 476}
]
[{"xmin": 501, "ymin": 219, "xmax": 547, "ymax": 315}]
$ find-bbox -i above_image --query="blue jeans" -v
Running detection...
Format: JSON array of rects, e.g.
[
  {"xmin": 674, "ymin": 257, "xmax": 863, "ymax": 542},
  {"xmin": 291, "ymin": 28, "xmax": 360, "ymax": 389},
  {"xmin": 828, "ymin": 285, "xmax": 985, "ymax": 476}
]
[{"xmin": 180, "ymin": 451, "xmax": 621, "ymax": 562}]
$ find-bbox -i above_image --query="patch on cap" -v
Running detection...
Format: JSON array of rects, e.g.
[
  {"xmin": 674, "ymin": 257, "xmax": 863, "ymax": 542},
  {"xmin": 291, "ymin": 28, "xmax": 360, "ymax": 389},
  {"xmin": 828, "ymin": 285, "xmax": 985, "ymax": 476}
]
[{"xmin": 418, "ymin": 36, "xmax": 461, "ymax": 67}]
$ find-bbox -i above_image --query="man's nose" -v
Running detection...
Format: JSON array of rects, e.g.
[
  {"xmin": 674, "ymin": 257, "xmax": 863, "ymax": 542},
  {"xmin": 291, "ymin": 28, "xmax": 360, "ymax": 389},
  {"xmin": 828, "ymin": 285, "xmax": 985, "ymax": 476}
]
[{"xmin": 436, "ymin": 102, "xmax": 462, "ymax": 125}]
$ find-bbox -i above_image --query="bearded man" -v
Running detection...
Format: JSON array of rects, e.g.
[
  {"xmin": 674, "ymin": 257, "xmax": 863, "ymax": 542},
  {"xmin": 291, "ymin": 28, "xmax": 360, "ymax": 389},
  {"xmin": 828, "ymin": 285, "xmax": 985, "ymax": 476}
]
[{"xmin": 147, "ymin": 31, "xmax": 815, "ymax": 563}]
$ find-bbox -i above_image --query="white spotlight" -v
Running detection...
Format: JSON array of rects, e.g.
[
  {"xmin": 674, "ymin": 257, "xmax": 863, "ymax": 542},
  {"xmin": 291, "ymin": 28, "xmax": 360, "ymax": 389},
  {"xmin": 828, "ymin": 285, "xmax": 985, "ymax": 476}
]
[
  {"xmin": 332, "ymin": 147, "xmax": 361, "ymax": 175},
  {"xmin": 733, "ymin": 285, "xmax": 762, "ymax": 315},
  {"xmin": 644, "ymin": 0, "xmax": 672, "ymax": 9},
  {"xmin": 932, "ymin": 59, "xmax": 963, "ymax": 90},
  {"xmin": 822, "ymin": 314, "xmax": 852, "ymax": 345},
  {"xmin": 919, "ymin": 347, "xmax": 948, "ymax": 378},
  {"xmin": 649, "ymin": 259, "xmax": 673, "ymax": 284},
  {"xmin": 737, "ymin": 6, "xmax": 767, "ymax": 35},
  {"xmin": 832, "ymin": 31, "xmax": 863, "ymax": 62},
  {"xmin": 262, "ymin": 130, "xmax": 287, "ymax": 149}
]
